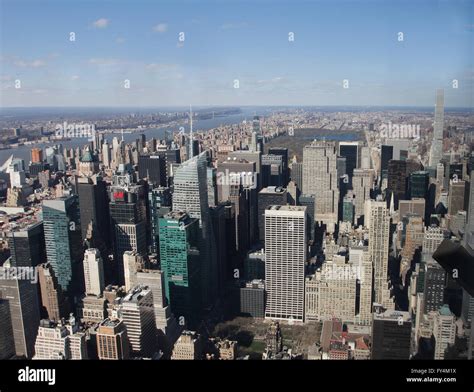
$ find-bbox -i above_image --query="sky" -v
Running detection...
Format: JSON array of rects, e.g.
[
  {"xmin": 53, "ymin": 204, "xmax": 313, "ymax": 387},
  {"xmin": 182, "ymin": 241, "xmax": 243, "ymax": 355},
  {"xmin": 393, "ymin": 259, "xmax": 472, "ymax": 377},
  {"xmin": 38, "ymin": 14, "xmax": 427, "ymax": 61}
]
[{"xmin": 0, "ymin": 0, "xmax": 473, "ymax": 107}]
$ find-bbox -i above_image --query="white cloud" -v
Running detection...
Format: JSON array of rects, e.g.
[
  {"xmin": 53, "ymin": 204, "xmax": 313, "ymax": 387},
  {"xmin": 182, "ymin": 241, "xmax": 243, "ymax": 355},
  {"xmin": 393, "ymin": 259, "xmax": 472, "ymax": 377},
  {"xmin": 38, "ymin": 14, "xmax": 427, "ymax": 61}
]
[
  {"xmin": 116, "ymin": 37, "xmax": 125, "ymax": 44},
  {"xmin": 145, "ymin": 63, "xmax": 177, "ymax": 71},
  {"xmin": 92, "ymin": 18, "xmax": 109, "ymax": 29},
  {"xmin": 71, "ymin": 75, "xmax": 80, "ymax": 81},
  {"xmin": 88, "ymin": 58, "xmax": 121, "ymax": 66},
  {"xmin": 31, "ymin": 60, "xmax": 46, "ymax": 68},
  {"xmin": 220, "ymin": 22, "xmax": 248, "ymax": 30},
  {"xmin": 13, "ymin": 59, "xmax": 46, "ymax": 68},
  {"xmin": 152, "ymin": 23, "xmax": 168, "ymax": 33},
  {"xmin": 257, "ymin": 76, "xmax": 284, "ymax": 85}
]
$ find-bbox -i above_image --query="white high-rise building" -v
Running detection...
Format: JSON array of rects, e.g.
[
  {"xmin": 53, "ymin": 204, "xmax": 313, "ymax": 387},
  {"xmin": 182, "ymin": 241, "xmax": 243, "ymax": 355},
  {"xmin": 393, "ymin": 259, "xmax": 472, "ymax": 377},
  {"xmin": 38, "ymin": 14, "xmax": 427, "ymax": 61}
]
[
  {"xmin": 429, "ymin": 89, "xmax": 444, "ymax": 167},
  {"xmin": 305, "ymin": 256, "xmax": 357, "ymax": 323},
  {"xmin": 360, "ymin": 146, "xmax": 372, "ymax": 169},
  {"xmin": 302, "ymin": 141, "xmax": 339, "ymax": 231},
  {"xmin": 102, "ymin": 140, "xmax": 111, "ymax": 168},
  {"xmin": 368, "ymin": 200, "xmax": 393, "ymax": 308},
  {"xmin": 34, "ymin": 320, "xmax": 87, "ymax": 360},
  {"xmin": 83, "ymin": 248, "xmax": 104, "ymax": 296},
  {"xmin": 265, "ymin": 205, "xmax": 307, "ymax": 322},
  {"xmin": 118, "ymin": 286, "xmax": 157, "ymax": 358},
  {"xmin": 123, "ymin": 251, "xmax": 144, "ymax": 293},
  {"xmin": 433, "ymin": 304, "xmax": 456, "ymax": 360},
  {"xmin": 352, "ymin": 169, "xmax": 375, "ymax": 220},
  {"xmin": 422, "ymin": 226, "xmax": 446, "ymax": 257},
  {"xmin": 350, "ymin": 246, "xmax": 373, "ymax": 325},
  {"xmin": 8, "ymin": 159, "xmax": 26, "ymax": 188}
]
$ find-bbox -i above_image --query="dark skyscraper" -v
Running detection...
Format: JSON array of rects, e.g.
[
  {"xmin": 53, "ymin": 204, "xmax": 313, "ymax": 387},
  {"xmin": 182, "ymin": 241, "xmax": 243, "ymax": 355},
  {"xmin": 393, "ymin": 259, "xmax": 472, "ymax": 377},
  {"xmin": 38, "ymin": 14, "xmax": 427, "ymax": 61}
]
[
  {"xmin": 409, "ymin": 171, "xmax": 430, "ymax": 200},
  {"xmin": 258, "ymin": 186, "xmax": 287, "ymax": 242},
  {"xmin": 0, "ymin": 298, "xmax": 15, "ymax": 359},
  {"xmin": 138, "ymin": 154, "xmax": 167, "ymax": 187},
  {"xmin": 381, "ymin": 145, "xmax": 394, "ymax": 178},
  {"xmin": 262, "ymin": 154, "xmax": 284, "ymax": 188},
  {"xmin": 77, "ymin": 175, "xmax": 111, "ymax": 249},
  {"xmin": 109, "ymin": 165, "xmax": 147, "ymax": 285},
  {"xmin": 43, "ymin": 196, "xmax": 82, "ymax": 293},
  {"xmin": 387, "ymin": 159, "xmax": 422, "ymax": 208},
  {"xmin": 423, "ymin": 262, "xmax": 446, "ymax": 314},
  {"xmin": 371, "ymin": 310, "xmax": 411, "ymax": 359},
  {"xmin": 0, "ymin": 266, "xmax": 40, "ymax": 358},
  {"xmin": 268, "ymin": 147, "xmax": 289, "ymax": 186},
  {"xmin": 339, "ymin": 142, "xmax": 359, "ymax": 183},
  {"xmin": 148, "ymin": 186, "xmax": 172, "ymax": 255},
  {"xmin": 7, "ymin": 222, "xmax": 46, "ymax": 268}
]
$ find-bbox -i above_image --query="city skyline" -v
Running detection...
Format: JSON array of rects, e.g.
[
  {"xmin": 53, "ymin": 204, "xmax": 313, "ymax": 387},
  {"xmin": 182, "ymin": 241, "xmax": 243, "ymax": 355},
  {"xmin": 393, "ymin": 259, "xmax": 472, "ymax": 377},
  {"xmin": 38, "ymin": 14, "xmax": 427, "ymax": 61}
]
[
  {"xmin": 0, "ymin": 0, "xmax": 473, "ymax": 380},
  {"xmin": 1, "ymin": 0, "xmax": 473, "ymax": 107}
]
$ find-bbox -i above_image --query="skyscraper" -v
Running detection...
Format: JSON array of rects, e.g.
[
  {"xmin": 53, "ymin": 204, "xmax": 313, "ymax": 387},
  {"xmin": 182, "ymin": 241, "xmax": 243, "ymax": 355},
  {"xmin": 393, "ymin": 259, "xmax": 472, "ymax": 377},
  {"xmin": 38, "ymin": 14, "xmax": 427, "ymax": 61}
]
[
  {"xmin": 172, "ymin": 152, "xmax": 217, "ymax": 307},
  {"xmin": 352, "ymin": 169, "xmax": 374, "ymax": 221},
  {"xmin": 433, "ymin": 304, "xmax": 456, "ymax": 360},
  {"xmin": 0, "ymin": 264, "xmax": 40, "ymax": 359},
  {"xmin": 290, "ymin": 157, "xmax": 303, "ymax": 191},
  {"xmin": 368, "ymin": 200, "xmax": 392, "ymax": 308},
  {"xmin": 83, "ymin": 248, "xmax": 105, "ymax": 296},
  {"xmin": 0, "ymin": 297, "xmax": 15, "ymax": 359},
  {"xmin": 43, "ymin": 196, "xmax": 82, "ymax": 293},
  {"xmin": 262, "ymin": 153, "xmax": 284, "ymax": 188},
  {"xmin": 118, "ymin": 286, "xmax": 157, "ymax": 358},
  {"xmin": 7, "ymin": 221, "xmax": 46, "ymax": 268},
  {"xmin": 305, "ymin": 257, "xmax": 357, "ymax": 323},
  {"xmin": 422, "ymin": 261, "xmax": 446, "ymax": 314},
  {"xmin": 371, "ymin": 310, "xmax": 411, "ymax": 359},
  {"xmin": 136, "ymin": 268, "xmax": 179, "ymax": 340},
  {"xmin": 268, "ymin": 147, "xmax": 289, "ymax": 186},
  {"xmin": 466, "ymin": 170, "xmax": 474, "ymax": 245},
  {"xmin": 429, "ymin": 89, "xmax": 445, "ymax": 167},
  {"xmin": 109, "ymin": 166, "xmax": 147, "ymax": 285},
  {"xmin": 339, "ymin": 142, "xmax": 359, "ymax": 182},
  {"xmin": 171, "ymin": 330, "xmax": 202, "ymax": 360},
  {"xmin": 258, "ymin": 186, "xmax": 287, "ymax": 242},
  {"xmin": 34, "ymin": 319, "xmax": 87, "ymax": 360},
  {"xmin": 31, "ymin": 148, "xmax": 43, "ymax": 163},
  {"xmin": 302, "ymin": 141, "xmax": 339, "ymax": 231},
  {"xmin": 409, "ymin": 171, "xmax": 430, "ymax": 199},
  {"xmin": 37, "ymin": 263, "xmax": 69, "ymax": 321},
  {"xmin": 148, "ymin": 186, "xmax": 172, "ymax": 255},
  {"xmin": 265, "ymin": 205, "xmax": 307, "ymax": 322},
  {"xmin": 138, "ymin": 154, "xmax": 167, "ymax": 186},
  {"xmin": 96, "ymin": 318, "xmax": 130, "ymax": 360},
  {"xmin": 77, "ymin": 175, "xmax": 111, "ymax": 249},
  {"xmin": 159, "ymin": 211, "xmax": 201, "ymax": 326}
]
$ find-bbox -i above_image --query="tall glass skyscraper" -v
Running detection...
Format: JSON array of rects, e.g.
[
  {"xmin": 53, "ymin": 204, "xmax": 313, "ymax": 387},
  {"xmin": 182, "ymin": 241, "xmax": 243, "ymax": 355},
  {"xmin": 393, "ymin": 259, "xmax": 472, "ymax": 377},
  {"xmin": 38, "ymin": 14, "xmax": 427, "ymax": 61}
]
[
  {"xmin": 172, "ymin": 151, "xmax": 217, "ymax": 307},
  {"xmin": 159, "ymin": 211, "xmax": 201, "ymax": 326},
  {"xmin": 429, "ymin": 89, "xmax": 445, "ymax": 167},
  {"xmin": 42, "ymin": 196, "xmax": 82, "ymax": 293}
]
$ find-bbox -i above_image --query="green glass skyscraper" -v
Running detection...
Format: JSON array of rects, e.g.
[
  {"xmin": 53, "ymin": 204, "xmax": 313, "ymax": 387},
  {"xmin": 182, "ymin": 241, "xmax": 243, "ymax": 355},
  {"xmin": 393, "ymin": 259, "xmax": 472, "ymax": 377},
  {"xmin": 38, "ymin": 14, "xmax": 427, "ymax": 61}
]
[
  {"xmin": 42, "ymin": 196, "xmax": 82, "ymax": 294},
  {"xmin": 159, "ymin": 211, "xmax": 201, "ymax": 327}
]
